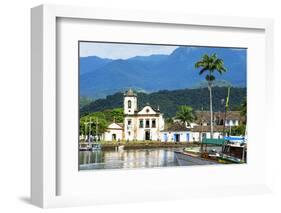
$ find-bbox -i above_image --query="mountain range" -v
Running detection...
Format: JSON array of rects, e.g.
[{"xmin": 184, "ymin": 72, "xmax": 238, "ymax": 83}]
[{"xmin": 80, "ymin": 46, "xmax": 246, "ymax": 99}]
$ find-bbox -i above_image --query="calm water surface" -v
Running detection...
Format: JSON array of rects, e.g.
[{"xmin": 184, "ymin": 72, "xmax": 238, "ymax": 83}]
[{"xmin": 79, "ymin": 148, "xmax": 184, "ymax": 170}]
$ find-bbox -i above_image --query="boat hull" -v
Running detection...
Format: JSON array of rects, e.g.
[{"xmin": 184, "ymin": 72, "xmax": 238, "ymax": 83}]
[{"xmin": 175, "ymin": 151, "xmax": 219, "ymax": 166}]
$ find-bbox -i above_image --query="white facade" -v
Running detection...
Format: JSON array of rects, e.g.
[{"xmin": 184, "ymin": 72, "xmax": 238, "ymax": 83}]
[
  {"xmin": 123, "ymin": 90, "xmax": 165, "ymax": 141},
  {"xmin": 160, "ymin": 121, "xmax": 225, "ymax": 143},
  {"xmin": 225, "ymin": 119, "xmax": 239, "ymax": 126},
  {"xmin": 191, "ymin": 132, "xmax": 224, "ymax": 142},
  {"xmin": 161, "ymin": 131, "xmax": 193, "ymax": 142},
  {"xmin": 123, "ymin": 94, "xmax": 137, "ymax": 115},
  {"xmin": 161, "ymin": 131, "xmax": 224, "ymax": 143},
  {"xmin": 103, "ymin": 123, "xmax": 123, "ymax": 142}
]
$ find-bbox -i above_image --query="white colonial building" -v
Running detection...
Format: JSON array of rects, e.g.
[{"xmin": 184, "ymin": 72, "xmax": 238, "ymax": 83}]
[
  {"xmin": 103, "ymin": 89, "xmax": 165, "ymax": 142},
  {"xmin": 161, "ymin": 122, "xmax": 192, "ymax": 142},
  {"xmin": 123, "ymin": 89, "xmax": 165, "ymax": 141},
  {"xmin": 103, "ymin": 123, "xmax": 123, "ymax": 142}
]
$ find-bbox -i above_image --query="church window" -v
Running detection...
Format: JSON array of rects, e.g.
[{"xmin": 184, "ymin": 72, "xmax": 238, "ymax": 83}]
[
  {"xmin": 128, "ymin": 119, "xmax": 132, "ymax": 126},
  {"xmin": 152, "ymin": 119, "xmax": 156, "ymax": 128},
  {"xmin": 139, "ymin": 119, "xmax": 144, "ymax": 128},
  {"xmin": 145, "ymin": 119, "xmax": 150, "ymax": 128},
  {"xmin": 128, "ymin": 100, "xmax": 132, "ymax": 109}
]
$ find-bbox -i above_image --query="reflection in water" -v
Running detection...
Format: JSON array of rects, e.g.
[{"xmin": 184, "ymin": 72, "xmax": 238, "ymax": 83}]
[{"xmin": 79, "ymin": 148, "xmax": 182, "ymax": 170}]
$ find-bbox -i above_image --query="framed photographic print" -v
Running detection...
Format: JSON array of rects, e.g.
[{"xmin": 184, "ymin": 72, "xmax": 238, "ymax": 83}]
[
  {"xmin": 78, "ymin": 41, "xmax": 247, "ymax": 171},
  {"xmin": 31, "ymin": 4, "xmax": 274, "ymax": 208}
]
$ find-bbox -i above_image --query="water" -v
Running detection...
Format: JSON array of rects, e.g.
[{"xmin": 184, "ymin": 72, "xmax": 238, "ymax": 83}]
[{"xmin": 79, "ymin": 148, "xmax": 183, "ymax": 170}]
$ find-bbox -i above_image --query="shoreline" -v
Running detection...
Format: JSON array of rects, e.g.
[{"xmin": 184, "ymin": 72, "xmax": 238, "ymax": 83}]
[{"xmin": 94, "ymin": 142, "xmax": 201, "ymax": 151}]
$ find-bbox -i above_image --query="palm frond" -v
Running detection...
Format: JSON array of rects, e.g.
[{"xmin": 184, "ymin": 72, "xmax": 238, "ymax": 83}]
[
  {"xmin": 195, "ymin": 53, "xmax": 227, "ymax": 77},
  {"xmin": 195, "ymin": 61, "xmax": 204, "ymax": 68},
  {"xmin": 199, "ymin": 67, "xmax": 208, "ymax": 75}
]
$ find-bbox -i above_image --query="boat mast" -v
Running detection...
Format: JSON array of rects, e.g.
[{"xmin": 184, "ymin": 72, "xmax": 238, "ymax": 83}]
[
  {"xmin": 89, "ymin": 117, "xmax": 92, "ymax": 143},
  {"xmin": 96, "ymin": 117, "xmax": 99, "ymax": 141},
  {"xmin": 223, "ymin": 87, "xmax": 230, "ymax": 137},
  {"xmin": 222, "ymin": 87, "xmax": 230, "ymax": 153},
  {"xmin": 84, "ymin": 122, "xmax": 87, "ymax": 142}
]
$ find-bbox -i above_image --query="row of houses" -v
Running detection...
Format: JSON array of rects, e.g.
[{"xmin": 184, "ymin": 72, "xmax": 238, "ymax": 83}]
[
  {"xmin": 101, "ymin": 89, "xmax": 244, "ymax": 143},
  {"xmin": 161, "ymin": 123, "xmax": 233, "ymax": 142},
  {"xmin": 103, "ymin": 120, "xmax": 240, "ymax": 143}
]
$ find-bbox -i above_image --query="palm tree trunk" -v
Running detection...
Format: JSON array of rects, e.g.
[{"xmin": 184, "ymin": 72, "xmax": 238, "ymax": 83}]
[{"xmin": 208, "ymin": 82, "xmax": 214, "ymax": 138}]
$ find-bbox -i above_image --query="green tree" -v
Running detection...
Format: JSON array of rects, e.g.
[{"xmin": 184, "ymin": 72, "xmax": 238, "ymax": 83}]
[
  {"xmin": 79, "ymin": 108, "xmax": 125, "ymax": 141},
  {"xmin": 80, "ymin": 115, "xmax": 108, "ymax": 139},
  {"xmin": 175, "ymin": 105, "xmax": 196, "ymax": 126},
  {"xmin": 227, "ymin": 124, "xmax": 246, "ymax": 136},
  {"xmin": 195, "ymin": 53, "xmax": 227, "ymax": 138},
  {"xmin": 229, "ymin": 98, "xmax": 247, "ymax": 136},
  {"xmin": 103, "ymin": 108, "xmax": 124, "ymax": 123},
  {"xmin": 165, "ymin": 117, "xmax": 174, "ymax": 129},
  {"xmin": 90, "ymin": 117, "xmax": 108, "ymax": 138}
]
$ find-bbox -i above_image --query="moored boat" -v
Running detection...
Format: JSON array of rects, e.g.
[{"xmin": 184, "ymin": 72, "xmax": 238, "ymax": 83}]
[
  {"xmin": 79, "ymin": 143, "xmax": 91, "ymax": 151},
  {"xmin": 217, "ymin": 154, "xmax": 243, "ymax": 164},
  {"xmin": 91, "ymin": 143, "xmax": 102, "ymax": 151},
  {"xmin": 174, "ymin": 151, "xmax": 218, "ymax": 166}
]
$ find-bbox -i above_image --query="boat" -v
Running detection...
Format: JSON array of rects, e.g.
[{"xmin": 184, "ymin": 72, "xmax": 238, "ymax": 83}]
[
  {"xmin": 208, "ymin": 149, "xmax": 220, "ymax": 158},
  {"xmin": 183, "ymin": 147, "xmax": 201, "ymax": 154},
  {"xmin": 79, "ymin": 143, "xmax": 91, "ymax": 151},
  {"xmin": 91, "ymin": 143, "xmax": 101, "ymax": 151},
  {"xmin": 217, "ymin": 154, "xmax": 243, "ymax": 164},
  {"xmin": 220, "ymin": 143, "xmax": 247, "ymax": 163},
  {"xmin": 174, "ymin": 150, "xmax": 218, "ymax": 166},
  {"xmin": 79, "ymin": 147, "xmax": 90, "ymax": 151},
  {"xmin": 201, "ymin": 136, "xmax": 247, "ymax": 163}
]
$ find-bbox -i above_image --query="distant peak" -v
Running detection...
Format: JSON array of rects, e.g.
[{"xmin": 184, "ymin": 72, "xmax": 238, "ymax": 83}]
[
  {"xmin": 80, "ymin": 55, "xmax": 113, "ymax": 61},
  {"xmin": 169, "ymin": 47, "xmax": 196, "ymax": 61}
]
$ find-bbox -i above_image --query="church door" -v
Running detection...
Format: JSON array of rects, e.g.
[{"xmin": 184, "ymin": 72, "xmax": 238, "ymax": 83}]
[{"xmin": 145, "ymin": 131, "xmax": 150, "ymax": 141}]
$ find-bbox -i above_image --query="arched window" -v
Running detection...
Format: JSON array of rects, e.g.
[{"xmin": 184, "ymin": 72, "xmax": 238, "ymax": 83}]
[{"xmin": 128, "ymin": 100, "xmax": 131, "ymax": 109}]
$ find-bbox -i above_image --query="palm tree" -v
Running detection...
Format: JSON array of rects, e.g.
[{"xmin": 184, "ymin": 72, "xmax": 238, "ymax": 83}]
[
  {"xmin": 175, "ymin": 105, "xmax": 196, "ymax": 126},
  {"xmin": 195, "ymin": 53, "xmax": 227, "ymax": 138}
]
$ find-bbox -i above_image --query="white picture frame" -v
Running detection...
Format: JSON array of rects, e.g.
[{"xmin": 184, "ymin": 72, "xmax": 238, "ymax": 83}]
[{"xmin": 31, "ymin": 4, "xmax": 274, "ymax": 208}]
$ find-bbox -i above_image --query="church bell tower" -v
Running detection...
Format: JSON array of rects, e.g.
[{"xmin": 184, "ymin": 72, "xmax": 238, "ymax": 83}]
[{"xmin": 124, "ymin": 89, "xmax": 137, "ymax": 115}]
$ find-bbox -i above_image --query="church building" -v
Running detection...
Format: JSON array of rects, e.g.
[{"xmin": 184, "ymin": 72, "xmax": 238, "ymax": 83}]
[{"xmin": 123, "ymin": 89, "xmax": 165, "ymax": 141}]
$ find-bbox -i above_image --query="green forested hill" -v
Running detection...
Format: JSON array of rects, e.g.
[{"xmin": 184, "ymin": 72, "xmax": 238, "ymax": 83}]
[{"xmin": 80, "ymin": 87, "xmax": 246, "ymax": 118}]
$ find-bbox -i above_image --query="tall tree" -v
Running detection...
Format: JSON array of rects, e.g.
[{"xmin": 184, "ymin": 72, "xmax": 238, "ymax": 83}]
[
  {"xmin": 175, "ymin": 105, "xmax": 196, "ymax": 126},
  {"xmin": 195, "ymin": 53, "xmax": 227, "ymax": 138}
]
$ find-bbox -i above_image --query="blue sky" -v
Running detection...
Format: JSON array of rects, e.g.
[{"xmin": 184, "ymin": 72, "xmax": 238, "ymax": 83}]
[{"xmin": 79, "ymin": 42, "xmax": 178, "ymax": 59}]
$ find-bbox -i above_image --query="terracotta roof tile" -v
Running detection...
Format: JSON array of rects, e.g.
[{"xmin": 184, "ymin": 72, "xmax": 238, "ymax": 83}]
[
  {"xmin": 162, "ymin": 122, "xmax": 191, "ymax": 132},
  {"xmin": 195, "ymin": 111, "xmax": 245, "ymax": 123},
  {"xmin": 192, "ymin": 125, "xmax": 230, "ymax": 132}
]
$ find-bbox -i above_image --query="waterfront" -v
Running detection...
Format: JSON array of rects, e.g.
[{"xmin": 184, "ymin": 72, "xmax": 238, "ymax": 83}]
[{"xmin": 79, "ymin": 148, "xmax": 183, "ymax": 170}]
